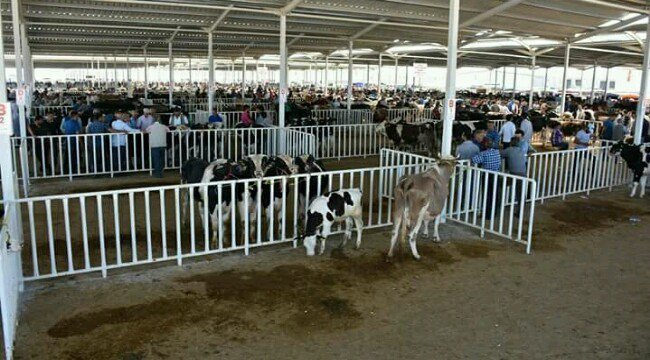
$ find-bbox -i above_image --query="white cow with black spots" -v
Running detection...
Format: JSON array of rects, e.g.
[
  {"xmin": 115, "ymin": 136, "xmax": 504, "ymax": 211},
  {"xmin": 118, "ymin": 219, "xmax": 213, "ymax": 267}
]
[{"xmin": 302, "ymin": 189, "xmax": 364, "ymax": 256}]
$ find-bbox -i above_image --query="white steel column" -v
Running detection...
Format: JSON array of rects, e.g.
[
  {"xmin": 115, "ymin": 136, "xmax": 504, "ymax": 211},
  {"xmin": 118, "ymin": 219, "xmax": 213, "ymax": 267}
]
[
  {"xmin": 634, "ymin": 18, "xmax": 650, "ymax": 145},
  {"xmin": 126, "ymin": 51, "xmax": 131, "ymax": 89},
  {"xmin": 394, "ymin": 57, "xmax": 398, "ymax": 87},
  {"xmin": 513, "ymin": 64, "xmax": 518, "ymax": 96},
  {"xmin": 501, "ymin": 66, "xmax": 506, "ymax": 92},
  {"xmin": 347, "ymin": 40, "xmax": 353, "ymax": 111},
  {"xmin": 579, "ymin": 69, "xmax": 584, "ymax": 98},
  {"xmin": 242, "ymin": 53, "xmax": 246, "ymax": 99},
  {"xmin": 143, "ymin": 47, "xmax": 149, "ymax": 99},
  {"xmin": 279, "ymin": 14, "xmax": 288, "ymax": 128},
  {"xmin": 188, "ymin": 57, "xmax": 193, "ymax": 85},
  {"xmin": 603, "ymin": 67, "xmax": 610, "ymax": 100},
  {"xmin": 378, "ymin": 53, "xmax": 382, "ymax": 96},
  {"xmin": 208, "ymin": 32, "xmax": 214, "ymax": 113},
  {"xmin": 441, "ymin": 0, "xmax": 459, "ymax": 156},
  {"xmin": 11, "ymin": 0, "xmax": 29, "ymax": 194},
  {"xmin": 543, "ymin": 67, "xmax": 548, "ymax": 95},
  {"xmin": 113, "ymin": 54, "xmax": 118, "ymax": 89},
  {"xmin": 529, "ymin": 55, "xmax": 535, "ymax": 108},
  {"xmin": 366, "ymin": 63, "xmax": 370, "ymax": 86},
  {"xmin": 560, "ymin": 43, "xmax": 571, "ymax": 113},
  {"xmin": 168, "ymin": 42, "xmax": 174, "ymax": 106},
  {"xmin": 589, "ymin": 62, "xmax": 597, "ymax": 104},
  {"xmin": 405, "ymin": 62, "xmax": 409, "ymax": 88},
  {"xmin": 20, "ymin": 23, "xmax": 33, "ymax": 93},
  {"xmin": 324, "ymin": 56, "xmax": 329, "ymax": 90}
]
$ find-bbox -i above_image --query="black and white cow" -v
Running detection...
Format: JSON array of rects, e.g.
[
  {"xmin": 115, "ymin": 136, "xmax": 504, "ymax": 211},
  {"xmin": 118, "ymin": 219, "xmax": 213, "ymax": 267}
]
[
  {"xmin": 181, "ymin": 157, "xmax": 256, "ymax": 245},
  {"xmin": 294, "ymin": 155, "xmax": 329, "ymax": 215},
  {"xmin": 375, "ymin": 119, "xmax": 438, "ymax": 156},
  {"xmin": 258, "ymin": 155, "xmax": 299, "ymax": 239},
  {"xmin": 302, "ymin": 189, "xmax": 364, "ymax": 256},
  {"xmin": 610, "ymin": 141, "xmax": 649, "ymax": 198}
]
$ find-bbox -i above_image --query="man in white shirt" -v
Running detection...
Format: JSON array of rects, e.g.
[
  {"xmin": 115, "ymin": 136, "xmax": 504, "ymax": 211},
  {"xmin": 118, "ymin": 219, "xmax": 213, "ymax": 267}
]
[
  {"xmin": 519, "ymin": 116, "xmax": 533, "ymax": 144},
  {"xmin": 169, "ymin": 108, "xmax": 189, "ymax": 127},
  {"xmin": 145, "ymin": 119, "xmax": 170, "ymax": 178},
  {"xmin": 111, "ymin": 115, "xmax": 140, "ymax": 171},
  {"xmin": 500, "ymin": 116, "xmax": 517, "ymax": 148}
]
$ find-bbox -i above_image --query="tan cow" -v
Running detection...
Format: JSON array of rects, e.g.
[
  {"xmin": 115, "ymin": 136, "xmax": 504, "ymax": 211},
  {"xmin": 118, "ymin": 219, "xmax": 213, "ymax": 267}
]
[{"xmin": 388, "ymin": 156, "xmax": 457, "ymax": 259}]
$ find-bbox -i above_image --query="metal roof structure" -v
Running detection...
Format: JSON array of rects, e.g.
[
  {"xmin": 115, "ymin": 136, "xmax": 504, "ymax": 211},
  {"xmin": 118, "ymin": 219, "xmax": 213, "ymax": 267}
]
[{"xmin": 1, "ymin": 0, "xmax": 649, "ymax": 69}]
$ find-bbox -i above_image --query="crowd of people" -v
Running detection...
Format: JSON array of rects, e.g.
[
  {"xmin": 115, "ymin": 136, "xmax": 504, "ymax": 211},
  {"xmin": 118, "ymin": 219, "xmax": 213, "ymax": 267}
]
[{"xmin": 12, "ymin": 82, "xmax": 650, "ymax": 180}]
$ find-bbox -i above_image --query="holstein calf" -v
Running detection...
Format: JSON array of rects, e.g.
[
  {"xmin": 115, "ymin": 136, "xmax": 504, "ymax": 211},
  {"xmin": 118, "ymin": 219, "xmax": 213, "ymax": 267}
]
[
  {"xmin": 388, "ymin": 156, "xmax": 457, "ymax": 259},
  {"xmin": 375, "ymin": 119, "xmax": 438, "ymax": 156},
  {"xmin": 302, "ymin": 189, "xmax": 363, "ymax": 256},
  {"xmin": 610, "ymin": 141, "xmax": 649, "ymax": 198}
]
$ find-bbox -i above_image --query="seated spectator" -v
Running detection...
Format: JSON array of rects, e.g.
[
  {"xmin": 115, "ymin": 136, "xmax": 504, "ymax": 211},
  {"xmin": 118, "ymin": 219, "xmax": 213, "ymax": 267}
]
[{"xmin": 551, "ymin": 123, "xmax": 569, "ymax": 150}]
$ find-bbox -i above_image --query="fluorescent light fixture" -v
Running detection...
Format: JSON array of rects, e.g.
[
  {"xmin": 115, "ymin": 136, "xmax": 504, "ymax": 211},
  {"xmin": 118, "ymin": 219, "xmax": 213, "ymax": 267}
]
[
  {"xmin": 329, "ymin": 48, "xmax": 374, "ymax": 57},
  {"xmin": 386, "ymin": 43, "xmax": 446, "ymax": 53}
]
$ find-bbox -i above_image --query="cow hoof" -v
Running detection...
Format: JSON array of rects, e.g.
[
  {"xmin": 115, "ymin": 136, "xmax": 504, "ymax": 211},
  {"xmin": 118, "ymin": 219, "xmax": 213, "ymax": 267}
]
[
  {"xmin": 412, "ymin": 254, "xmax": 421, "ymax": 261},
  {"xmin": 432, "ymin": 236, "xmax": 441, "ymax": 243},
  {"xmin": 420, "ymin": 234, "xmax": 429, "ymax": 240}
]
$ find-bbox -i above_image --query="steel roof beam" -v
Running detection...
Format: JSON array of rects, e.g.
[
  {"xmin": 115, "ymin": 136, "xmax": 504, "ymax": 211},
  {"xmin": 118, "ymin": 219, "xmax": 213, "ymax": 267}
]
[
  {"xmin": 207, "ymin": 5, "xmax": 234, "ymax": 32},
  {"xmin": 571, "ymin": 14, "xmax": 647, "ymax": 43},
  {"xmin": 460, "ymin": 0, "xmax": 525, "ymax": 28}
]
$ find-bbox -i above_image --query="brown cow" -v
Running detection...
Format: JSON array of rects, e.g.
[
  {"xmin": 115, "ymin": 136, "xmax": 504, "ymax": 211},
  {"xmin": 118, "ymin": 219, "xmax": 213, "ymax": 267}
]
[{"xmin": 388, "ymin": 156, "xmax": 457, "ymax": 259}]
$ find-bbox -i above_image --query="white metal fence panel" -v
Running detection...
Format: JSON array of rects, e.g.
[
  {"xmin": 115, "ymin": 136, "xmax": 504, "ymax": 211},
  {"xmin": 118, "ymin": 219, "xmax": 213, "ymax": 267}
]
[
  {"xmin": 31, "ymin": 106, "xmax": 72, "ymax": 117},
  {"xmin": 15, "ymin": 127, "xmax": 313, "ymax": 180},
  {"xmin": 310, "ymin": 109, "xmax": 373, "ymax": 124},
  {"xmin": 379, "ymin": 149, "xmax": 537, "ymax": 254},
  {"xmin": 527, "ymin": 146, "xmax": 633, "ymax": 201},
  {"xmin": 15, "ymin": 162, "xmax": 421, "ymax": 280}
]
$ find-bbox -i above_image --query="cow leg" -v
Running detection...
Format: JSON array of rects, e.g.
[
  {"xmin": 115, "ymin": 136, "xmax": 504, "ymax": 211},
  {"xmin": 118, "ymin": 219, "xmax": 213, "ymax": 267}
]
[
  {"xmin": 630, "ymin": 182, "xmax": 639, "ymax": 197},
  {"xmin": 181, "ymin": 189, "xmax": 189, "ymax": 225},
  {"xmin": 210, "ymin": 209, "xmax": 220, "ymax": 246},
  {"xmin": 340, "ymin": 217, "xmax": 353, "ymax": 248},
  {"xmin": 421, "ymin": 218, "xmax": 430, "ymax": 239},
  {"xmin": 432, "ymin": 214, "xmax": 441, "ymax": 242},
  {"xmin": 408, "ymin": 206, "xmax": 428, "ymax": 260},
  {"xmin": 220, "ymin": 204, "xmax": 232, "ymax": 248},
  {"xmin": 640, "ymin": 176, "xmax": 647, "ymax": 198},
  {"xmin": 353, "ymin": 215, "xmax": 363, "ymax": 250},
  {"xmin": 319, "ymin": 222, "xmax": 332, "ymax": 255},
  {"xmin": 388, "ymin": 215, "xmax": 402, "ymax": 258}
]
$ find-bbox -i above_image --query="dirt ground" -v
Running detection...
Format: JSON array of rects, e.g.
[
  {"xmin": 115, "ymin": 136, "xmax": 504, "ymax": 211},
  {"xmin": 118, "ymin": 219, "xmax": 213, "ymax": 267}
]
[{"xmin": 12, "ymin": 187, "xmax": 650, "ymax": 360}]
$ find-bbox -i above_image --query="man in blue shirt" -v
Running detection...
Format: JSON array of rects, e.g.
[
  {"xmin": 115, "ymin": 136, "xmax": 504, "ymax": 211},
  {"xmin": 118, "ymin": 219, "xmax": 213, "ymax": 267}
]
[
  {"xmin": 208, "ymin": 107, "xmax": 224, "ymax": 128},
  {"xmin": 60, "ymin": 111, "xmax": 82, "ymax": 174},
  {"xmin": 485, "ymin": 121, "xmax": 500, "ymax": 149},
  {"xmin": 471, "ymin": 138, "xmax": 502, "ymax": 219},
  {"xmin": 574, "ymin": 125, "xmax": 591, "ymax": 149},
  {"xmin": 600, "ymin": 117, "xmax": 614, "ymax": 140}
]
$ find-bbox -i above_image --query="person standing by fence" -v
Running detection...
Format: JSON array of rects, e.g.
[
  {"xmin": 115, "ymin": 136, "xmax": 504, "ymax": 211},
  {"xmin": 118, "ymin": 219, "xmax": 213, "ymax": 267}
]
[
  {"xmin": 111, "ymin": 114, "xmax": 140, "ymax": 172},
  {"xmin": 471, "ymin": 138, "xmax": 502, "ymax": 219},
  {"xmin": 145, "ymin": 119, "xmax": 170, "ymax": 178},
  {"xmin": 86, "ymin": 113, "xmax": 110, "ymax": 173},
  {"xmin": 60, "ymin": 111, "xmax": 82, "ymax": 174}
]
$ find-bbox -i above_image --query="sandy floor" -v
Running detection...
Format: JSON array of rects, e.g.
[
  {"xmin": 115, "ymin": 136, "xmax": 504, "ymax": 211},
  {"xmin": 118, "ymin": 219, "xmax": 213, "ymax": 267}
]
[{"xmin": 12, "ymin": 188, "xmax": 650, "ymax": 360}]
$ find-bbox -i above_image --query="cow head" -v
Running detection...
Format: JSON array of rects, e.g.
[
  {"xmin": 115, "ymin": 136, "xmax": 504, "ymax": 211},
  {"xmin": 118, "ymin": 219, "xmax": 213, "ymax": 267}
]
[
  {"xmin": 295, "ymin": 154, "xmax": 322, "ymax": 173},
  {"xmin": 302, "ymin": 210, "xmax": 324, "ymax": 256},
  {"xmin": 375, "ymin": 120, "xmax": 388, "ymax": 136},
  {"xmin": 243, "ymin": 154, "xmax": 268, "ymax": 178},
  {"xmin": 267, "ymin": 155, "xmax": 298, "ymax": 175}
]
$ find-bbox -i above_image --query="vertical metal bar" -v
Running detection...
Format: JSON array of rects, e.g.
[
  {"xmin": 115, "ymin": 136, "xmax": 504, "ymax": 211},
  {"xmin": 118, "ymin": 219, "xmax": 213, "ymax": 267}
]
[
  {"xmin": 634, "ymin": 17, "xmax": 650, "ymax": 144},
  {"xmin": 96, "ymin": 195, "xmax": 107, "ymax": 277},
  {"xmin": 560, "ymin": 42, "xmax": 571, "ymax": 113},
  {"xmin": 441, "ymin": 0, "xmax": 459, "ymax": 156}
]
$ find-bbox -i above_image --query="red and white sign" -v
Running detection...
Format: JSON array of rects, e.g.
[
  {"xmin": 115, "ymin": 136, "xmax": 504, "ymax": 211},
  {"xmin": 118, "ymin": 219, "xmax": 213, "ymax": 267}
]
[
  {"xmin": 16, "ymin": 87, "xmax": 25, "ymax": 106},
  {"xmin": 0, "ymin": 102, "xmax": 13, "ymax": 135}
]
